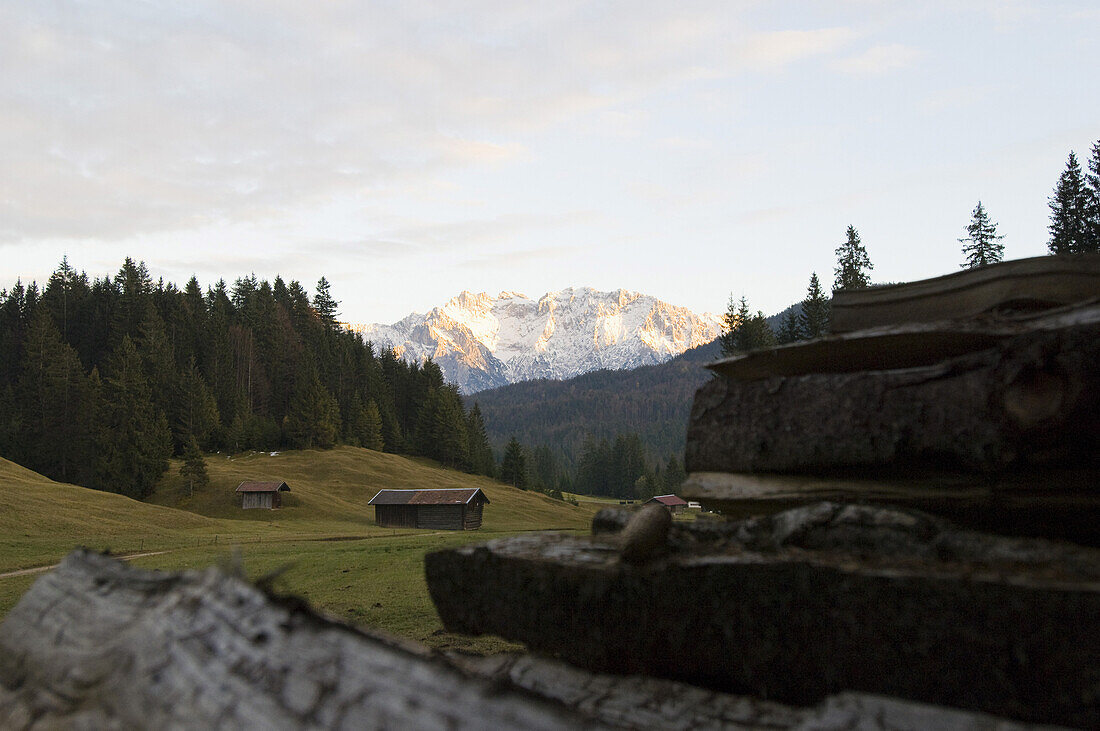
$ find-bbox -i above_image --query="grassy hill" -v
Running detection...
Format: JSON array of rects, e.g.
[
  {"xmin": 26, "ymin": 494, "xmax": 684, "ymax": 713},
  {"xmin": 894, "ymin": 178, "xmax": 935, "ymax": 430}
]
[{"xmin": 1, "ymin": 447, "xmax": 599, "ymax": 651}]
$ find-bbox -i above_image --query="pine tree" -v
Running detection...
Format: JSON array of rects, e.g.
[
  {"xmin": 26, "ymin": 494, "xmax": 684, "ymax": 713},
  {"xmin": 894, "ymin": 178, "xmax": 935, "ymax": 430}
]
[
  {"xmin": 465, "ymin": 403, "xmax": 495, "ymax": 476},
  {"xmin": 959, "ymin": 201, "xmax": 1005, "ymax": 268},
  {"xmin": 284, "ymin": 368, "xmax": 341, "ymax": 449},
  {"xmin": 500, "ymin": 437, "xmax": 527, "ymax": 489},
  {"xmin": 1049, "ymin": 152, "xmax": 1091, "ymax": 255},
  {"xmin": 434, "ymin": 390, "xmax": 469, "ymax": 469},
  {"xmin": 833, "ymin": 225, "xmax": 873, "ymax": 292},
  {"xmin": 799, "ymin": 273, "xmax": 830, "ymax": 338},
  {"xmin": 361, "ymin": 398, "xmax": 385, "ymax": 451},
  {"xmin": 312, "ymin": 277, "xmax": 339, "ymax": 326},
  {"xmin": 777, "ymin": 308, "xmax": 803, "ymax": 344},
  {"xmin": 178, "ymin": 436, "xmax": 209, "ymax": 498},
  {"xmin": 719, "ymin": 294, "xmax": 743, "ymax": 357},
  {"xmin": 1084, "ymin": 140, "xmax": 1100, "ymax": 254},
  {"xmin": 94, "ymin": 336, "xmax": 172, "ymax": 499},
  {"xmin": 17, "ymin": 312, "xmax": 97, "ymax": 485},
  {"xmin": 174, "ymin": 356, "xmax": 219, "ymax": 452}
]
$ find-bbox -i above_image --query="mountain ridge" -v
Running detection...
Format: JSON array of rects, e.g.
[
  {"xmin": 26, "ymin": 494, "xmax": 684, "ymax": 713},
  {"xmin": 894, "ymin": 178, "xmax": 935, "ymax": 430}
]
[{"xmin": 360, "ymin": 287, "xmax": 723, "ymax": 393}]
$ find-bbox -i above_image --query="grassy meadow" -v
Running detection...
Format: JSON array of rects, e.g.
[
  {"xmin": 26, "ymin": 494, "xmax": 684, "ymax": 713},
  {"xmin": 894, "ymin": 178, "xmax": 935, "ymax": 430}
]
[{"xmin": 0, "ymin": 446, "xmax": 600, "ymax": 652}]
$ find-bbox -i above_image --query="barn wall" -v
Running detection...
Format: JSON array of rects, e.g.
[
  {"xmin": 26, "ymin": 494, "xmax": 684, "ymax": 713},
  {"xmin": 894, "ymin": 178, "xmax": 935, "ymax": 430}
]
[
  {"xmin": 375, "ymin": 505, "xmax": 417, "ymax": 528},
  {"xmin": 463, "ymin": 504, "xmax": 484, "ymax": 530},
  {"xmin": 416, "ymin": 505, "xmax": 464, "ymax": 530},
  {"xmin": 242, "ymin": 493, "xmax": 274, "ymax": 510}
]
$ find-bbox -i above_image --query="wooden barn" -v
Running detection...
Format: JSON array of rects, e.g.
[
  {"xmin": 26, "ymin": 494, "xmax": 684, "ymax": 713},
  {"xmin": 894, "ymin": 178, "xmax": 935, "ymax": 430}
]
[
  {"xmin": 368, "ymin": 488, "xmax": 489, "ymax": 530},
  {"xmin": 646, "ymin": 494, "xmax": 689, "ymax": 513},
  {"xmin": 236, "ymin": 481, "xmax": 290, "ymax": 510}
]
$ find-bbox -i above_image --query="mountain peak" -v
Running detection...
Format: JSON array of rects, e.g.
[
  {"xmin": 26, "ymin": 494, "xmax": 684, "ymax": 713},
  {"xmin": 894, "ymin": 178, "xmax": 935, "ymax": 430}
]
[{"xmin": 361, "ymin": 287, "xmax": 722, "ymax": 393}]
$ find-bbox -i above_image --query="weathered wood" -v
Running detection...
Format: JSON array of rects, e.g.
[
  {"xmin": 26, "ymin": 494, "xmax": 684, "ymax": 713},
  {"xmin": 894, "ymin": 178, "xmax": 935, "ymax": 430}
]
[
  {"xmin": 461, "ymin": 653, "xmax": 1042, "ymax": 731},
  {"xmin": 0, "ymin": 550, "xmax": 606, "ymax": 730},
  {"xmin": 426, "ymin": 504, "xmax": 1100, "ymax": 728},
  {"xmin": 685, "ymin": 305, "xmax": 1100, "ymax": 539},
  {"xmin": 829, "ymin": 253, "xmax": 1100, "ymax": 334}
]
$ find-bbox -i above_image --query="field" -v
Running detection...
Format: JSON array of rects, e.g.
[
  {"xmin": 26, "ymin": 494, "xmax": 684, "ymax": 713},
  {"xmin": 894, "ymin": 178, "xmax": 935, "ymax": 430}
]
[{"xmin": 0, "ymin": 447, "xmax": 600, "ymax": 652}]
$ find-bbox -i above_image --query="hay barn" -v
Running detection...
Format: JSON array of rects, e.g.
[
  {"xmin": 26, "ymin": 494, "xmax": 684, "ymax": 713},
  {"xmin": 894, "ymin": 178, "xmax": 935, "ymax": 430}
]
[
  {"xmin": 236, "ymin": 481, "xmax": 290, "ymax": 510},
  {"xmin": 368, "ymin": 488, "xmax": 489, "ymax": 530},
  {"xmin": 646, "ymin": 494, "xmax": 688, "ymax": 513}
]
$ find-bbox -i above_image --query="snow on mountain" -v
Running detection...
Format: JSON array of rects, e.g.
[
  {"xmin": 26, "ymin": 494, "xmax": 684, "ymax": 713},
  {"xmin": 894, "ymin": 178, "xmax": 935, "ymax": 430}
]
[{"xmin": 359, "ymin": 287, "xmax": 723, "ymax": 394}]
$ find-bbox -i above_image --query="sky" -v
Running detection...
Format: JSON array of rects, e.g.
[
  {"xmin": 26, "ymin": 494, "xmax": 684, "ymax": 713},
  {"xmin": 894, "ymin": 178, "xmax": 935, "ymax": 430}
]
[{"xmin": 2, "ymin": 1, "xmax": 1098, "ymax": 325}]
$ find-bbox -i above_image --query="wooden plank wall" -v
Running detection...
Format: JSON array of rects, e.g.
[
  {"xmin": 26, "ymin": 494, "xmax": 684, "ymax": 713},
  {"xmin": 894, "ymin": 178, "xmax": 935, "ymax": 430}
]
[
  {"xmin": 416, "ymin": 505, "xmax": 463, "ymax": 530},
  {"xmin": 375, "ymin": 505, "xmax": 418, "ymax": 528}
]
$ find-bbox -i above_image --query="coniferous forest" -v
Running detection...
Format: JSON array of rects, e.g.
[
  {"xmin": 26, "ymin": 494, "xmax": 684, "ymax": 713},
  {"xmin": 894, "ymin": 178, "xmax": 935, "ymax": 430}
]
[{"xmin": 0, "ymin": 258, "xmax": 495, "ymax": 499}]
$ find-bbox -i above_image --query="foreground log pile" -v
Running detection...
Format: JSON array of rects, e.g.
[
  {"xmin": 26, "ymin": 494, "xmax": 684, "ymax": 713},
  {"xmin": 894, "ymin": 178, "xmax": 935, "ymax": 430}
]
[{"xmin": 0, "ymin": 549, "xmax": 1046, "ymax": 730}]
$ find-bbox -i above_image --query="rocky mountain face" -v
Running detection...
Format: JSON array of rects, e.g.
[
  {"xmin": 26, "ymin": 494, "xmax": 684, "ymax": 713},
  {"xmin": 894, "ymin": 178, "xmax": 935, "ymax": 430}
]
[{"xmin": 360, "ymin": 288, "xmax": 723, "ymax": 393}]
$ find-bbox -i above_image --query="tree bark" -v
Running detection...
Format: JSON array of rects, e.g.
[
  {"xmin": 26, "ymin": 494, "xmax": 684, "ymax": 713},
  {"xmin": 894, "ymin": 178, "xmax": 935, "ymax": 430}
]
[
  {"xmin": 427, "ymin": 504, "xmax": 1100, "ymax": 728},
  {"xmin": 0, "ymin": 550, "xmax": 604, "ymax": 730}
]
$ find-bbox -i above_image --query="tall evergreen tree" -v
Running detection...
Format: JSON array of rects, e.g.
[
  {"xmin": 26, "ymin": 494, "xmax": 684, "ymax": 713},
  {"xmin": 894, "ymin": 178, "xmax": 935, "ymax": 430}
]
[
  {"xmin": 777, "ymin": 308, "xmax": 803, "ymax": 344},
  {"xmin": 361, "ymin": 398, "xmax": 385, "ymax": 451},
  {"xmin": 833, "ymin": 225, "xmax": 873, "ymax": 292},
  {"xmin": 17, "ymin": 312, "xmax": 97, "ymax": 485},
  {"xmin": 1084, "ymin": 140, "xmax": 1100, "ymax": 254},
  {"xmin": 1048, "ymin": 151, "xmax": 1091, "ymax": 255},
  {"xmin": 174, "ymin": 356, "xmax": 220, "ymax": 451},
  {"xmin": 313, "ymin": 277, "xmax": 340, "ymax": 326},
  {"xmin": 959, "ymin": 201, "xmax": 1005, "ymax": 268},
  {"xmin": 500, "ymin": 436, "xmax": 527, "ymax": 489},
  {"xmin": 178, "ymin": 436, "xmax": 209, "ymax": 498},
  {"xmin": 799, "ymin": 273, "xmax": 830, "ymax": 338},
  {"xmin": 284, "ymin": 368, "xmax": 341, "ymax": 449},
  {"xmin": 465, "ymin": 403, "xmax": 495, "ymax": 476},
  {"xmin": 94, "ymin": 336, "xmax": 171, "ymax": 499},
  {"xmin": 719, "ymin": 294, "xmax": 744, "ymax": 357}
]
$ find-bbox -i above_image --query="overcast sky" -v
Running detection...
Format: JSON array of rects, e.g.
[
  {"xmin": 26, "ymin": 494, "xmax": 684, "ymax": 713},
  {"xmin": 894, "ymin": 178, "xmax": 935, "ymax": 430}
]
[{"xmin": 2, "ymin": 1, "xmax": 1098, "ymax": 324}]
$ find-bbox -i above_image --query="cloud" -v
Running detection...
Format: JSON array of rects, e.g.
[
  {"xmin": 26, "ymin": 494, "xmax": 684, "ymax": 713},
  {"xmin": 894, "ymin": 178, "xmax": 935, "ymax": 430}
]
[{"xmin": 833, "ymin": 43, "xmax": 921, "ymax": 75}]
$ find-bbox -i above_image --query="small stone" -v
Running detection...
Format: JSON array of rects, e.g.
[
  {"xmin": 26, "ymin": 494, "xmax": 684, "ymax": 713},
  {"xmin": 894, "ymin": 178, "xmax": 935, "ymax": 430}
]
[{"xmin": 619, "ymin": 505, "xmax": 671, "ymax": 564}]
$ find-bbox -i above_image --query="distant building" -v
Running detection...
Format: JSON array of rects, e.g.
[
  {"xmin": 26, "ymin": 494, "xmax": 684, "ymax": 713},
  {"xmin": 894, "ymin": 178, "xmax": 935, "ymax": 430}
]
[
  {"xmin": 368, "ymin": 488, "xmax": 490, "ymax": 530},
  {"xmin": 236, "ymin": 481, "xmax": 290, "ymax": 510},
  {"xmin": 646, "ymin": 494, "xmax": 688, "ymax": 513}
]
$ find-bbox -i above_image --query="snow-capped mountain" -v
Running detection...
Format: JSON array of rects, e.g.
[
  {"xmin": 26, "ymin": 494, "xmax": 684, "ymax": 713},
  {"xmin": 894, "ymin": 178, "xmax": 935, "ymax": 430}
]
[{"xmin": 358, "ymin": 288, "xmax": 723, "ymax": 394}]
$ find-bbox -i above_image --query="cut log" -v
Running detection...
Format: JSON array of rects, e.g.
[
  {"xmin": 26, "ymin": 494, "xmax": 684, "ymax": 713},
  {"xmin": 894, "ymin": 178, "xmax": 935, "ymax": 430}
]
[
  {"xmin": 0, "ymin": 550, "xmax": 606, "ymax": 730},
  {"xmin": 685, "ymin": 305, "xmax": 1100, "ymax": 540},
  {"xmin": 461, "ymin": 653, "xmax": 1040, "ymax": 731},
  {"xmin": 828, "ymin": 253, "xmax": 1100, "ymax": 334},
  {"xmin": 426, "ymin": 505, "xmax": 1100, "ymax": 728}
]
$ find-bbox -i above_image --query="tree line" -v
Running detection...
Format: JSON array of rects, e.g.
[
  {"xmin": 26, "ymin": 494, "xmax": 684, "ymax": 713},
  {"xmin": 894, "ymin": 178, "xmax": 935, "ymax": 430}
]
[
  {"xmin": 494, "ymin": 431, "xmax": 688, "ymax": 502},
  {"xmin": 0, "ymin": 258, "xmax": 497, "ymax": 499},
  {"xmin": 721, "ymin": 139, "xmax": 1100, "ymax": 356}
]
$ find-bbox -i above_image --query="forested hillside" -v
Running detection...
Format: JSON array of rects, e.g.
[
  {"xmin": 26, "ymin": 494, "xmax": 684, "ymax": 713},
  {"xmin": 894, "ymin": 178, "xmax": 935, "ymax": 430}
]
[{"xmin": 0, "ymin": 258, "xmax": 495, "ymax": 499}]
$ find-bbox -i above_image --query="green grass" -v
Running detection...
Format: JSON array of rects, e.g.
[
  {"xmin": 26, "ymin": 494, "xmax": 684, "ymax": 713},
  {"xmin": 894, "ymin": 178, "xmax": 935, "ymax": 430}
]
[{"xmin": 1, "ymin": 447, "xmax": 601, "ymax": 652}]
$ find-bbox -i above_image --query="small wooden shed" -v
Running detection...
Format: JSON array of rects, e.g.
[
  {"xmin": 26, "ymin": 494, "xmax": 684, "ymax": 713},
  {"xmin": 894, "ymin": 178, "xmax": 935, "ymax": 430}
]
[
  {"xmin": 368, "ymin": 488, "xmax": 489, "ymax": 530},
  {"xmin": 236, "ymin": 481, "xmax": 290, "ymax": 510},
  {"xmin": 646, "ymin": 494, "xmax": 688, "ymax": 513}
]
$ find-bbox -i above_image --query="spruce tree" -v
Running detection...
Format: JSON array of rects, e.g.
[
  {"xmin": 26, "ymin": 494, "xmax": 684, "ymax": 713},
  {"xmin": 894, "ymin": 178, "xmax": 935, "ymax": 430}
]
[
  {"xmin": 362, "ymin": 398, "xmax": 385, "ymax": 451},
  {"xmin": 465, "ymin": 403, "xmax": 495, "ymax": 476},
  {"xmin": 174, "ymin": 356, "xmax": 219, "ymax": 451},
  {"xmin": 434, "ymin": 391, "xmax": 469, "ymax": 469},
  {"xmin": 500, "ymin": 437, "xmax": 527, "ymax": 489},
  {"xmin": 959, "ymin": 201, "xmax": 1005, "ymax": 268},
  {"xmin": 1048, "ymin": 151, "xmax": 1091, "ymax": 255},
  {"xmin": 833, "ymin": 225, "xmax": 873, "ymax": 292},
  {"xmin": 719, "ymin": 295, "xmax": 744, "ymax": 357},
  {"xmin": 178, "ymin": 436, "xmax": 209, "ymax": 498},
  {"xmin": 777, "ymin": 308, "xmax": 802, "ymax": 344},
  {"xmin": 799, "ymin": 273, "xmax": 830, "ymax": 338},
  {"xmin": 94, "ymin": 336, "xmax": 172, "ymax": 499},
  {"xmin": 312, "ymin": 277, "xmax": 339, "ymax": 326},
  {"xmin": 1085, "ymin": 140, "xmax": 1100, "ymax": 254},
  {"xmin": 17, "ymin": 312, "xmax": 97, "ymax": 485},
  {"xmin": 284, "ymin": 368, "xmax": 341, "ymax": 449}
]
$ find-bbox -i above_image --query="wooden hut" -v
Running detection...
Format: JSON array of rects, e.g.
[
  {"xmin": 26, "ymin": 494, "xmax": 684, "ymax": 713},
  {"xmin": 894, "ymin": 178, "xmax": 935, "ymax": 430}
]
[
  {"xmin": 646, "ymin": 494, "xmax": 688, "ymax": 513},
  {"xmin": 368, "ymin": 488, "xmax": 489, "ymax": 530},
  {"xmin": 236, "ymin": 481, "xmax": 290, "ymax": 510}
]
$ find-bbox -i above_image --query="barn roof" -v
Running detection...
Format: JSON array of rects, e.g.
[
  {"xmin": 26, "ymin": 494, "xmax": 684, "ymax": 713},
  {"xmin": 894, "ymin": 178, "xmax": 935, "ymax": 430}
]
[
  {"xmin": 368, "ymin": 488, "xmax": 489, "ymax": 506},
  {"xmin": 647, "ymin": 494, "xmax": 688, "ymax": 506},
  {"xmin": 235, "ymin": 481, "xmax": 290, "ymax": 493}
]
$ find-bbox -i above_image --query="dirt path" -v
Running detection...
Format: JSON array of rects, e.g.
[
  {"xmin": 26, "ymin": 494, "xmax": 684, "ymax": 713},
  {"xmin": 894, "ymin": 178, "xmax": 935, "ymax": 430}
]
[{"xmin": 0, "ymin": 551, "xmax": 172, "ymax": 581}]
